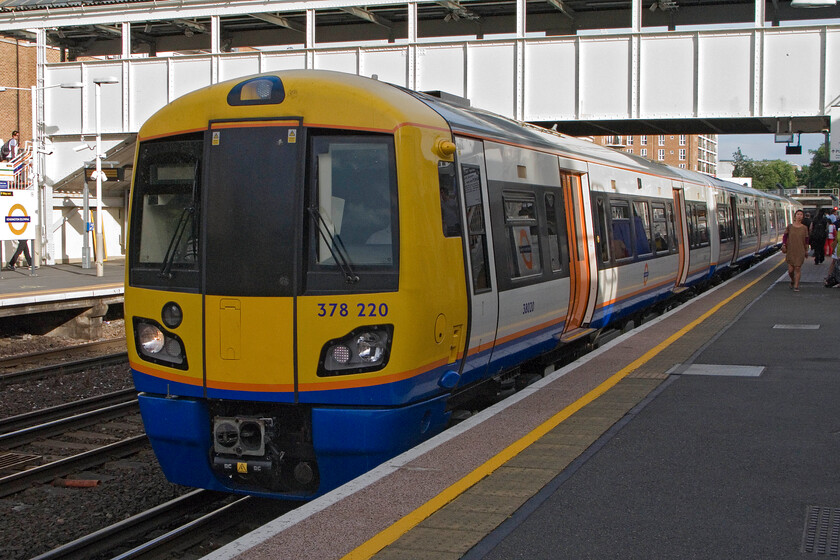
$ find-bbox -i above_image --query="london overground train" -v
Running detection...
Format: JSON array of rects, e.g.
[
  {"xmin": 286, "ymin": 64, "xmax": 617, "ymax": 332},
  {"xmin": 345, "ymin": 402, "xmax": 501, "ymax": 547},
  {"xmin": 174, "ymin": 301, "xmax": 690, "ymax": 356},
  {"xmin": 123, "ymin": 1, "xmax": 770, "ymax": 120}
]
[{"xmin": 125, "ymin": 70, "xmax": 798, "ymax": 499}]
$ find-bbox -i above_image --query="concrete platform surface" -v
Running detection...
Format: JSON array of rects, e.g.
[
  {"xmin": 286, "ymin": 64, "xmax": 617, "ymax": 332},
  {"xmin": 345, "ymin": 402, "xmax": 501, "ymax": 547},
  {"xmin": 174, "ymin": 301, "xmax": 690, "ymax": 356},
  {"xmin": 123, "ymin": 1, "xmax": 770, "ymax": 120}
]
[{"xmin": 202, "ymin": 253, "xmax": 835, "ymax": 560}]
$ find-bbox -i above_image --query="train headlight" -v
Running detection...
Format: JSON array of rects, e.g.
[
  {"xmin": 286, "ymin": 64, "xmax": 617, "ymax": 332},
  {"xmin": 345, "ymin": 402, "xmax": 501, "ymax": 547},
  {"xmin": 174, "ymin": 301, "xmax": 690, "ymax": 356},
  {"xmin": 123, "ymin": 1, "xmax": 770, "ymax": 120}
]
[
  {"xmin": 319, "ymin": 325, "xmax": 393, "ymax": 376},
  {"xmin": 133, "ymin": 318, "xmax": 188, "ymax": 370},
  {"xmin": 356, "ymin": 333, "xmax": 384, "ymax": 363},
  {"xmin": 138, "ymin": 323, "xmax": 165, "ymax": 354}
]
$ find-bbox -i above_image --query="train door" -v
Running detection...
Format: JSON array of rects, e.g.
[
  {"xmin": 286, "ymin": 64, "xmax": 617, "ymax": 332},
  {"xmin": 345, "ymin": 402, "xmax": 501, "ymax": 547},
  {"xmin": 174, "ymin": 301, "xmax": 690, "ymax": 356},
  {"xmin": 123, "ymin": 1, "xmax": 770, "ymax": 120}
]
[
  {"xmin": 673, "ymin": 186, "xmax": 690, "ymax": 287},
  {"xmin": 561, "ymin": 172, "xmax": 598, "ymax": 341},
  {"xmin": 201, "ymin": 120, "xmax": 301, "ymax": 398},
  {"xmin": 730, "ymin": 196, "xmax": 740, "ymax": 262},
  {"xmin": 454, "ymin": 136, "xmax": 499, "ymax": 384}
]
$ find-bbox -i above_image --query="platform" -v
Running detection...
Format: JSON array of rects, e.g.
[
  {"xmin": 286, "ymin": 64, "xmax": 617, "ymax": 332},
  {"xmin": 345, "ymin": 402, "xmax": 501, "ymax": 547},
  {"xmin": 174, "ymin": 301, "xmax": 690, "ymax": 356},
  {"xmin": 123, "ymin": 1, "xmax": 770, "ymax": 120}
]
[
  {"xmin": 205, "ymin": 253, "xmax": 840, "ymax": 560},
  {"xmin": 0, "ymin": 259, "xmax": 123, "ymax": 316}
]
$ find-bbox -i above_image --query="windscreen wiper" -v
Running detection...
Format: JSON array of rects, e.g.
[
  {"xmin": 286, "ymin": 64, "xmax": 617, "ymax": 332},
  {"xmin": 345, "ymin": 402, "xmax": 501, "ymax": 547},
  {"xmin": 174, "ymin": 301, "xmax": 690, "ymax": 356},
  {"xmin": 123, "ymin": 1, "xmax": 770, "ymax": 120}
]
[
  {"xmin": 159, "ymin": 205, "xmax": 195, "ymax": 279},
  {"xmin": 308, "ymin": 206, "xmax": 359, "ymax": 284}
]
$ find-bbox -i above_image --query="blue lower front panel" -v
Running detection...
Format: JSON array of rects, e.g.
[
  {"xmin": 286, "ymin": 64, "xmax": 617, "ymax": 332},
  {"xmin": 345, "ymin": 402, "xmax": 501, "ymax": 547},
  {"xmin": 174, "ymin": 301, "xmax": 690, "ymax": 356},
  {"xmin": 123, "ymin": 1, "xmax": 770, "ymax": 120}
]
[{"xmin": 137, "ymin": 392, "xmax": 451, "ymax": 499}]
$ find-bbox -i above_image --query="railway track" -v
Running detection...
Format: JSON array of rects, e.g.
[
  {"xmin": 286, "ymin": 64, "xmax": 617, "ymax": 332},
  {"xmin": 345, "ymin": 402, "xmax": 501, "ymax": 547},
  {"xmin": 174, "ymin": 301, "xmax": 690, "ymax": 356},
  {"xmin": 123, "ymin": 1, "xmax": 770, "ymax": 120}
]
[
  {"xmin": 31, "ymin": 490, "xmax": 295, "ymax": 560},
  {"xmin": 0, "ymin": 434, "xmax": 148, "ymax": 498},
  {"xmin": 0, "ymin": 388, "xmax": 137, "ymax": 435},
  {"xmin": 0, "ymin": 343, "xmax": 128, "ymax": 386}
]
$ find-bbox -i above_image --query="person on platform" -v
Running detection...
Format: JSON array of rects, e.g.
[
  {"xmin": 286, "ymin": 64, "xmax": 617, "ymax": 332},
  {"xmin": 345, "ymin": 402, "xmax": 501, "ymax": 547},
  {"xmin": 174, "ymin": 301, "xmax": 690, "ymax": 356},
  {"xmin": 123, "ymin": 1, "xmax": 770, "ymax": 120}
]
[
  {"xmin": 810, "ymin": 209, "xmax": 828, "ymax": 264},
  {"xmin": 782, "ymin": 209, "xmax": 809, "ymax": 292},
  {"xmin": 6, "ymin": 239, "xmax": 32, "ymax": 271}
]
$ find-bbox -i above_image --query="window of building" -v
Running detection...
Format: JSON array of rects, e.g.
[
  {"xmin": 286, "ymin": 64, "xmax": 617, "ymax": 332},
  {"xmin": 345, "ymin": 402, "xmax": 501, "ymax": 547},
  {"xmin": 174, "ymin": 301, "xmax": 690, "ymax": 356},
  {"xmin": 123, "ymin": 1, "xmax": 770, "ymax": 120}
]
[
  {"xmin": 658, "ymin": 149, "xmax": 665, "ymax": 161},
  {"xmin": 679, "ymin": 163, "xmax": 686, "ymax": 169},
  {"xmin": 626, "ymin": 136, "xmax": 634, "ymax": 145},
  {"xmin": 658, "ymin": 135, "xmax": 665, "ymax": 146},
  {"xmin": 679, "ymin": 149, "xmax": 686, "ymax": 161},
  {"xmin": 679, "ymin": 135, "xmax": 686, "ymax": 146},
  {"xmin": 641, "ymin": 136, "xmax": 647, "ymax": 145},
  {"xmin": 641, "ymin": 148, "xmax": 647, "ymax": 157},
  {"xmin": 626, "ymin": 148, "xmax": 633, "ymax": 154}
]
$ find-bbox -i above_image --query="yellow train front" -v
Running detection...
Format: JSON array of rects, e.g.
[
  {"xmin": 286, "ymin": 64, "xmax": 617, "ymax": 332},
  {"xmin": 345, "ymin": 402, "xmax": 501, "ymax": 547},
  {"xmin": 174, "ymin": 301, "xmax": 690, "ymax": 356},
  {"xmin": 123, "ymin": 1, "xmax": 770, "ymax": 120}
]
[{"xmin": 126, "ymin": 70, "xmax": 467, "ymax": 498}]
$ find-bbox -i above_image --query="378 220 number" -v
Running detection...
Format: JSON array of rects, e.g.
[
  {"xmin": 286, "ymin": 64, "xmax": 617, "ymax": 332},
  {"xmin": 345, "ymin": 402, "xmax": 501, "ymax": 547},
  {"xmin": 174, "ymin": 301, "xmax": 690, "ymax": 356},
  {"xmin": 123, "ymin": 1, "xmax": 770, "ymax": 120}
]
[{"xmin": 317, "ymin": 303, "xmax": 389, "ymax": 318}]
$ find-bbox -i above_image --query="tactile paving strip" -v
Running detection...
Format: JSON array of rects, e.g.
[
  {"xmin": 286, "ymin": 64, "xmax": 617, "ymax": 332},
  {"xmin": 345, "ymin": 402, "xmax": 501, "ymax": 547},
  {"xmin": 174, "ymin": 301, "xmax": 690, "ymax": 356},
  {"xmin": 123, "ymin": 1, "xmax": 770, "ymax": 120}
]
[{"xmin": 802, "ymin": 506, "xmax": 840, "ymax": 556}]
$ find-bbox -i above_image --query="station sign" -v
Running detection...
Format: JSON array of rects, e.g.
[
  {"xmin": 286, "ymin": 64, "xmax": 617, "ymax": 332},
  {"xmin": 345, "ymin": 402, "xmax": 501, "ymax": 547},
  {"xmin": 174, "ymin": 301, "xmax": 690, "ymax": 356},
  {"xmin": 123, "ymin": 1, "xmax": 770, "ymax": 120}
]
[
  {"xmin": 84, "ymin": 166, "xmax": 124, "ymax": 182},
  {"xmin": 0, "ymin": 189, "xmax": 36, "ymax": 241}
]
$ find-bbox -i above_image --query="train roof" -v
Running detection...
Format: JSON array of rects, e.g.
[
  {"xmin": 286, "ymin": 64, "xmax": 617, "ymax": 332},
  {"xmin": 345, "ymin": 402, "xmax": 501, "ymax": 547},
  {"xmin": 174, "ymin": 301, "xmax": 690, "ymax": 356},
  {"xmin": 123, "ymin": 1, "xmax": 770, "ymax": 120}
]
[{"xmin": 402, "ymin": 87, "xmax": 686, "ymax": 181}]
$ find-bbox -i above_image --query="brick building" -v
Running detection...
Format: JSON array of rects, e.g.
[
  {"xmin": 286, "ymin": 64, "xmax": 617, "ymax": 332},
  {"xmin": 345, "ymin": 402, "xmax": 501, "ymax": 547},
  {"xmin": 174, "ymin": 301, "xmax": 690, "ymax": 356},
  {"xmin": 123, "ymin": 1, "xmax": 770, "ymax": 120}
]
[
  {"xmin": 597, "ymin": 134, "xmax": 718, "ymax": 176},
  {"xmin": 0, "ymin": 38, "xmax": 60, "ymax": 149}
]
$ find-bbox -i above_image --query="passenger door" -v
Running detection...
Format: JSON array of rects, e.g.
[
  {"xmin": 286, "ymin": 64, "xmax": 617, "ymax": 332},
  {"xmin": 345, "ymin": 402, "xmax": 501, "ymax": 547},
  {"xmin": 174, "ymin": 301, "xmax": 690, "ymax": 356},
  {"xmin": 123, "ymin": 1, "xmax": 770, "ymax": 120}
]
[
  {"xmin": 561, "ymin": 172, "xmax": 598, "ymax": 341},
  {"xmin": 672, "ymin": 186, "xmax": 690, "ymax": 288},
  {"xmin": 201, "ymin": 120, "xmax": 302, "ymax": 399},
  {"xmin": 454, "ymin": 136, "xmax": 499, "ymax": 386}
]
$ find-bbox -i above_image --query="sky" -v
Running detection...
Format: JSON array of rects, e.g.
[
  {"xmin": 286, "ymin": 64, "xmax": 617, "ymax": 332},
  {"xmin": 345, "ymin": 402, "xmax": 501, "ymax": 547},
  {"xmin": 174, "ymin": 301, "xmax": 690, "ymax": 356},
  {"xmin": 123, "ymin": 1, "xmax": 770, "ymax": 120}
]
[{"xmin": 717, "ymin": 133, "xmax": 825, "ymax": 167}]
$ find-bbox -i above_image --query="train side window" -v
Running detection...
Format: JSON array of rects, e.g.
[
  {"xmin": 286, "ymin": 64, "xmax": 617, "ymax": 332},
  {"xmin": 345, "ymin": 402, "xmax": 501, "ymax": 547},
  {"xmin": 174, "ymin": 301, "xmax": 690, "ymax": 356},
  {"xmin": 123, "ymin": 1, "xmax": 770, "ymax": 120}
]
[
  {"xmin": 610, "ymin": 200, "xmax": 632, "ymax": 260},
  {"xmin": 462, "ymin": 164, "xmax": 491, "ymax": 293},
  {"xmin": 696, "ymin": 204, "xmax": 709, "ymax": 246},
  {"xmin": 666, "ymin": 202, "xmax": 677, "ymax": 254},
  {"xmin": 632, "ymin": 200, "xmax": 653, "ymax": 256},
  {"xmin": 439, "ymin": 161, "xmax": 462, "ymax": 237},
  {"xmin": 651, "ymin": 203, "xmax": 670, "ymax": 253},
  {"xmin": 544, "ymin": 193, "xmax": 563, "ymax": 272},
  {"xmin": 717, "ymin": 204, "xmax": 732, "ymax": 242},
  {"xmin": 503, "ymin": 192, "xmax": 542, "ymax": 278},
  {"xmin": 595, "ymin": 197, "xmax": 610, "ymax": 263}
]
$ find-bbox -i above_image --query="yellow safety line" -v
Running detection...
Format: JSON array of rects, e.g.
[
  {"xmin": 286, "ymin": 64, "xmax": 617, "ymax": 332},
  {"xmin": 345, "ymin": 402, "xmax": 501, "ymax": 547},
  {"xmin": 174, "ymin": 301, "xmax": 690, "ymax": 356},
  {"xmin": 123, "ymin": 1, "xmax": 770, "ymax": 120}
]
[{"xmin": 343, "ymin": 260, "xmax": 782, "ymax": 559}]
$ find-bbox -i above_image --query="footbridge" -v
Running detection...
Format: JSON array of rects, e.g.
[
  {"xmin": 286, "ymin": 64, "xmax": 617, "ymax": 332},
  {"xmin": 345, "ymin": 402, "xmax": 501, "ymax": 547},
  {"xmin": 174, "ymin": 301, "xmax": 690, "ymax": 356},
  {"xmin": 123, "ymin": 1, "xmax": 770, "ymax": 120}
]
[{"xmin": 0, "ymin": 0, "xmax": 838, "ymax": 264}]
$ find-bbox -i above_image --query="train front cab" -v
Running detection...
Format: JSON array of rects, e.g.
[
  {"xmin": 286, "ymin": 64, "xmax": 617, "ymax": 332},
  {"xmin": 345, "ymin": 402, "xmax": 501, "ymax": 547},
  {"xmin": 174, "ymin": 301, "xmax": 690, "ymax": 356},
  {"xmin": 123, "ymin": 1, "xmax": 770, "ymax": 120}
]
[{"xmin": 126, "ymin": 72, "xmax": 470, "ymax": 499}]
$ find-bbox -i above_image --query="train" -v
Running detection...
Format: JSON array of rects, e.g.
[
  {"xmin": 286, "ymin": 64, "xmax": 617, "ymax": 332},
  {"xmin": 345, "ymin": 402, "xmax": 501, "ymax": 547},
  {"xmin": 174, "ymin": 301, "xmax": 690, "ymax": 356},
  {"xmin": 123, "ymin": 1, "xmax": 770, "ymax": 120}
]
[{"xmin": 125, "ymin": 70, "xmax": 799, "ymax": 499}]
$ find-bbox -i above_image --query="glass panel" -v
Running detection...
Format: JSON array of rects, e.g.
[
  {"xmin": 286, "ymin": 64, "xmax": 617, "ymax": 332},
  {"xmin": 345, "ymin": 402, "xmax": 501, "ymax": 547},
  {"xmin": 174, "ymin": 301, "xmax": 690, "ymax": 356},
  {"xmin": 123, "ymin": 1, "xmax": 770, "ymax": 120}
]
[
  {"xmin": 652, "ymin": 203, "xmax": 669, "ymax": 253},
  {"xmin": 504, "ymin": 192, "xmax": 541, "ymax": 278},
  {"xmin": 439, "ymin": 161, "xmax": 461, "ymax": 237},
  {"xmin": 610, "ymin": 202, "xmax": 632, "ymax": 260},
  {"xmin": 596, "ymin": 197, "xmax": 610, "ymax": 263},
  {"xmin": 696, "ymin": 205, "xmax": 709, "ymax": 245},
  {"xmin": 545, "ymin": 193, "xmax": 562, "ymax": 272},
  {"xmin": 633, "ymin": 200, "xmax": 653, "ymax": 255},
  {"xmin": 504, "ymin": 198, "xmax": 537, "ymax": 221},
  {"xmin": 312, "ymin": 136, "xmax": 397, "ymax": 266},
  {"xmin": 462, "ymin": 164, "xmax": 491, "ymax": 293},
  {"xmin": 134, "ymin": 138, "xmax": 201, "ymax": 266},
  {"xmin": 130, "ymin": 133, "xmax": 203, "ymax": 291}
]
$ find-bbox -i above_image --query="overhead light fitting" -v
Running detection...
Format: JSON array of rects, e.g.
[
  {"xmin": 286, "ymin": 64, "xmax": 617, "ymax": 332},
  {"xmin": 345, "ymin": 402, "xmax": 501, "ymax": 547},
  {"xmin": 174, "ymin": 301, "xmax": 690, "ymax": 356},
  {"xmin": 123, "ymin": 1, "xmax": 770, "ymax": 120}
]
[{"xmin": 791, "ymin": 0, "xmax": 836, "ymax": 7}]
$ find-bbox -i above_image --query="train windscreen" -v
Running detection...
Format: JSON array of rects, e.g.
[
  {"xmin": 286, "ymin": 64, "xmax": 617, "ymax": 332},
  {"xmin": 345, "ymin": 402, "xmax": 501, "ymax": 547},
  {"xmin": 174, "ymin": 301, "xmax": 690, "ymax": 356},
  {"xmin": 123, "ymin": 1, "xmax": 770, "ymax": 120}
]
[{"xmin": 129, "ymin": 133, "xmax": 203, "ymax": 291}]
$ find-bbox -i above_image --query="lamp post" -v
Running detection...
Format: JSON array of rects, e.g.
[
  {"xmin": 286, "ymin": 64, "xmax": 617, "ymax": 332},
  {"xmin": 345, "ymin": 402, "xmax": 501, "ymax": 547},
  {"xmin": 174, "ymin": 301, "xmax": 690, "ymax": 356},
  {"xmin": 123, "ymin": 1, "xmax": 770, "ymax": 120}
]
[
  {"xmin": 0, "ymin": 81, "xmax": 83, "ymax": 270},
  {"xmin": 92, "ymin": 77, "xmax": 119, "ymax": 278}
]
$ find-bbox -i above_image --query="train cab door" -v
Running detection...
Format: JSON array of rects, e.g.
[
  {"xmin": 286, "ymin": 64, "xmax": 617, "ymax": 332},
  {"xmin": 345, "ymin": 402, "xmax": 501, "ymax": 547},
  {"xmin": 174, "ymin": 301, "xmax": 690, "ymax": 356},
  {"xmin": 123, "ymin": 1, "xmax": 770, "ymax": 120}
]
[
  {"xmin": 560, "ymin": 173, "xmax": 598, "ymax": 342},
  {"xmin": 673, "ymin": 186, "xmax": 690, "ymax": 288},
  {"xmin": 453, "ymin": 136, "xmax": 499, "ymax": 385},
  {"xmin": 201, "ymin": 120, "xmax": 302, "ymax": 399}
]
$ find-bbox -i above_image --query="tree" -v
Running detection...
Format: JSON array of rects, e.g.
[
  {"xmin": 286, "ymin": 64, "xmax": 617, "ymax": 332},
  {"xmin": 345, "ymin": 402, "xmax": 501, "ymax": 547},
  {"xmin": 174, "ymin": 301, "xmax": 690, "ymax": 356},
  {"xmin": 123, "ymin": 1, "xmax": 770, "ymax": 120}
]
[
  {"xmin": 796, "ymin": 144, "xmax": 840, "ymax": 191},
  {"xmin": 730, "ymin": 148, "xmax": 798, "ymax": 191}
]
